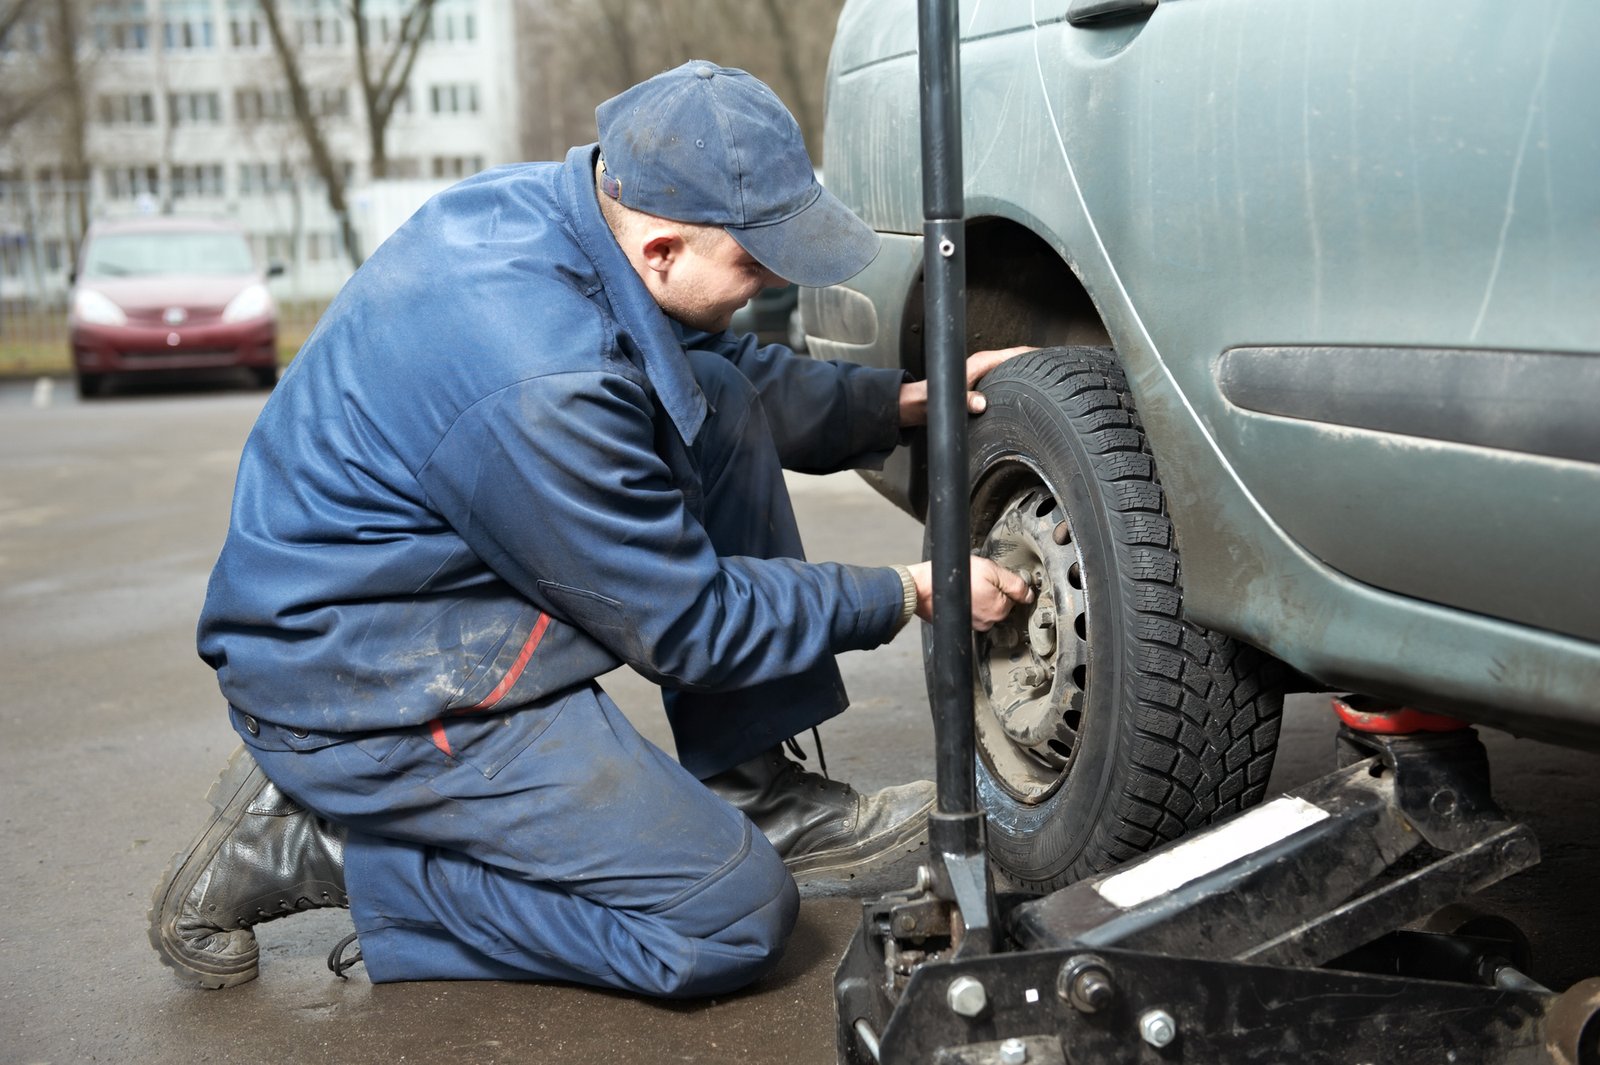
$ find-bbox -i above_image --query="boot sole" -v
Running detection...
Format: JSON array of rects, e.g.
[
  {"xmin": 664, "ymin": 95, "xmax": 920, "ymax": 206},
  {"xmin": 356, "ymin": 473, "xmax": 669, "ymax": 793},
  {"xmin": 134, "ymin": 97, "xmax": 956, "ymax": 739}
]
[
  {"xmin": 785, "ymin": 794, "xmax": 934, "ymax": 885},
  {"xmin": 147, "ymin": 745, "xmax": 266, "ymax": 989}
]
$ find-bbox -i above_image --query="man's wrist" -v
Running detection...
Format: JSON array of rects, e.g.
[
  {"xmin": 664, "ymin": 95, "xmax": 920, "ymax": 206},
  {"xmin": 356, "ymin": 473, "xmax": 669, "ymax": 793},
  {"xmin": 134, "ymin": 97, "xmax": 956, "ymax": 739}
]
[{"xmin": 897, "ymin": 379, "xmax": 928, "ymax": 428}]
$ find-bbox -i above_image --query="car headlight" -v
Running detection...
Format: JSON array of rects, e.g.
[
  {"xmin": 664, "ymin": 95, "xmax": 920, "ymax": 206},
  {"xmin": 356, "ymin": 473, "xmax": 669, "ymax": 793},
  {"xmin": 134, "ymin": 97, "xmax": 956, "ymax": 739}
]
[
  {"xmin": 222, "ymin": 283, "xmax": 274, "ymax": 323},
  {"xmin": 72, "ymin": 289, "xmax": 127, "ymax": 327}
]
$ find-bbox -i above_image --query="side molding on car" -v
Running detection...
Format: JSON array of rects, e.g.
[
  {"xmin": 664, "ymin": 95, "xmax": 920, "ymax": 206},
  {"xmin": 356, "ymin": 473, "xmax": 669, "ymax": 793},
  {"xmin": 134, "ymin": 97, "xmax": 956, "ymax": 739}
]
[{"xmin": 1216, "ymin": 345, "xmax": 1600, "ymax": 467}]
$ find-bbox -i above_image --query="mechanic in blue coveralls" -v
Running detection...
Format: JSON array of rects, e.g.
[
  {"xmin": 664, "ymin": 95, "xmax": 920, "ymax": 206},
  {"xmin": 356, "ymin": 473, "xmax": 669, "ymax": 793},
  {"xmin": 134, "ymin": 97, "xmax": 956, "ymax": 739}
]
[{"xmin": 149, "ymin": 62, "xmax": 1033, "ymax": 998}]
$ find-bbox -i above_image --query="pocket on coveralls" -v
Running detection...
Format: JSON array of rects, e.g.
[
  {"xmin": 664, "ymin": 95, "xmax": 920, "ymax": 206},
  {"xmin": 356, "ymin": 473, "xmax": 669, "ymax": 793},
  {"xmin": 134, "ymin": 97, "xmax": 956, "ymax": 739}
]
[
  {"xmin": 354, "ymin": 701, "xmax": 564, "ymax": 782},
  {"xmin": 537, "ymin": 580, "xmax": 641, "ymax": 660}
]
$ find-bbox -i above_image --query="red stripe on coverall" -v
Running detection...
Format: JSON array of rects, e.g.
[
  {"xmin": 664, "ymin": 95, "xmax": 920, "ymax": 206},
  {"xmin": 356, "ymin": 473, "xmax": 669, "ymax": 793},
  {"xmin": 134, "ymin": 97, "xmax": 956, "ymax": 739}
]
[
  {"xmin": 427, "ymin": 718, "xmax": 452, "ymax": 756},
  {"xmin": 425, "ymin": 612, "xmax": 552, "ymax": 756},
  {"xmin": 470, "ymin": 612, "xmax": 551, "ymax": 710}
]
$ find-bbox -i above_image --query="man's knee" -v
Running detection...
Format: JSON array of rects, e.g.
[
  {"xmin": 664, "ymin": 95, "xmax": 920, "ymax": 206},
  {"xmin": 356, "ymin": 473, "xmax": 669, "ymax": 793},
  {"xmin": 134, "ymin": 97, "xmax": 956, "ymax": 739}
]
[{"xmin": 641, "ymin": 827, "xmax": 799, "ymax": 998}]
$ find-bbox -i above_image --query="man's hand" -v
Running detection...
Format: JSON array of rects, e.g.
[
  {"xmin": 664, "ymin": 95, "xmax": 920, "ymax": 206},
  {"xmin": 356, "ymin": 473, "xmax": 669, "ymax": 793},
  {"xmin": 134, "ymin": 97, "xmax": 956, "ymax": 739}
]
[
  {"xmin": 898, "ymin": 346, "xmax": 1037, "ymax": 427},
  {"xmin": 904, "ymin": 558, "xmax": 1034, "ymax": 631}
]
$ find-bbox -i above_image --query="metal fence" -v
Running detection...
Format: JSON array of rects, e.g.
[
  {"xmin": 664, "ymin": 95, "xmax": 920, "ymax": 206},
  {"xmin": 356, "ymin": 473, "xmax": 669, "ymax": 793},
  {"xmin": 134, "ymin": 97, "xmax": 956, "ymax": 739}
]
[{"xmin": 0, "ymin": 179, "xmax": 84, "ymax": 359}]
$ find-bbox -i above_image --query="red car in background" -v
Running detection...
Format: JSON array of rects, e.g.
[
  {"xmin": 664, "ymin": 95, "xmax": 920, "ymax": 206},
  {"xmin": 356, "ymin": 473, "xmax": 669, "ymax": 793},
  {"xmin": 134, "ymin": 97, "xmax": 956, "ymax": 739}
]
[{"xmin": 68, "ymin": 215, "xmax": 282, "ymax": 398}]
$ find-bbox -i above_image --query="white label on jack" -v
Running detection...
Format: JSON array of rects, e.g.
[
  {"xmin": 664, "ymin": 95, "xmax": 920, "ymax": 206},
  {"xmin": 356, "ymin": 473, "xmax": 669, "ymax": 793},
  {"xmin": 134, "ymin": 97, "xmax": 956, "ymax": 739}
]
[{"xmin": 1095, "ymin": 796, "xmax": 1330, "ymax": 909}]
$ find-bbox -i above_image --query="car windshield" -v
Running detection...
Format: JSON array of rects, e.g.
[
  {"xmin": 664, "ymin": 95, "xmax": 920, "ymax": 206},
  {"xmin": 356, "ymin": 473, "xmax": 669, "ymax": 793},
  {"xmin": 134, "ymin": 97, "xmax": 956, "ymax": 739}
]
[{"xmin": 81, "ymin": 230, "xmax": 256, "ymax": 279}]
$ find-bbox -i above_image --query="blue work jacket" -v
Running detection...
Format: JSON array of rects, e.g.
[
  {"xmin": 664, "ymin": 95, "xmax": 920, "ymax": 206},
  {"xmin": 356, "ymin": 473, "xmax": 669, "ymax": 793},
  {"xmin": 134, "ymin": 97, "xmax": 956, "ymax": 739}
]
[{"xmin": 198, "ymin": 145, "xmax": 909, "ymax": 738}]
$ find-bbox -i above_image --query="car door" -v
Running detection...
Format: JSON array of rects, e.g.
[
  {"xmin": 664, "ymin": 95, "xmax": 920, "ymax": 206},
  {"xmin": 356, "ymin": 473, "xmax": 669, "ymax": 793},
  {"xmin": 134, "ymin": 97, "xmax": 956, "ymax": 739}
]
[{"xmin": 1064, "ymin": 0, "xmax": 1600, "ymax": 644}]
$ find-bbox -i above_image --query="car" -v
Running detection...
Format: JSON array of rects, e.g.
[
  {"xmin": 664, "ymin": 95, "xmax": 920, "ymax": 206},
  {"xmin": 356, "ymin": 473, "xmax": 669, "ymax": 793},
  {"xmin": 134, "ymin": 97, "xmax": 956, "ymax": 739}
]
[
  {"xmin": 810, "ymin": 0, "xmax": 1600, "ymax": 890},
  {"xmin": 68, "ymin": 215, "xmax": 283, "ymax": 398}
]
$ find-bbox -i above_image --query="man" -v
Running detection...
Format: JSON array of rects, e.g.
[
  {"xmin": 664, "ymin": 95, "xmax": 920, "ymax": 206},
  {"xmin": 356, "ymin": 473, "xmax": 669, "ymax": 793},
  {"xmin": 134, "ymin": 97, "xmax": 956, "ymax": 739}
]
[{"xmin": 150, "ymin": 61, "xmax": 1031, "ymax": 998}]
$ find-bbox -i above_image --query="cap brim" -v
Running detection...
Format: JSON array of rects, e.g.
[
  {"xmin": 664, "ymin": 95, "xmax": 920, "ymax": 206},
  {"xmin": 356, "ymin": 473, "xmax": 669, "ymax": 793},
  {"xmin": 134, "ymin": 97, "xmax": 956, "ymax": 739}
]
[{"xmin": 727, "ymin": 184, "xmax": 880, "ymax": 288}]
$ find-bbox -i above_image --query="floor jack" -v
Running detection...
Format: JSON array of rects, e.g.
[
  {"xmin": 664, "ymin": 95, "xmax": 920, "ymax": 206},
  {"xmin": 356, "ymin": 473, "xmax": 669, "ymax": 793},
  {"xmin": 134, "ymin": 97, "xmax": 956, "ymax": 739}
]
[
  {"xmin": 845, "ymin": 2, "xmax": 1600, "ymax": 1061},
  {"xmin": 834, "ymin": 699, "xmax": 1600, "ymax": 1064}
]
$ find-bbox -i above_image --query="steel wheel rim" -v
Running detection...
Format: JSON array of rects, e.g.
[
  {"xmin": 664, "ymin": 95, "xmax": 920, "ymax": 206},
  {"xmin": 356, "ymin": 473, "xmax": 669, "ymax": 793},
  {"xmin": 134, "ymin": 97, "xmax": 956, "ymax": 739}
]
[{"xmin": 971, "ymin": 461, "xmax": 1090, "ymax": 805}]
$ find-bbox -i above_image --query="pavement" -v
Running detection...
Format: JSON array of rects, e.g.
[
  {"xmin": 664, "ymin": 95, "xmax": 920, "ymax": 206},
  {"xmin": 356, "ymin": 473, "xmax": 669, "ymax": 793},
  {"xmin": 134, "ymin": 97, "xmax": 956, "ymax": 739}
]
[{"xmin": 2, "ymin": 379, "xmax": 1596, "ymax": 1064}]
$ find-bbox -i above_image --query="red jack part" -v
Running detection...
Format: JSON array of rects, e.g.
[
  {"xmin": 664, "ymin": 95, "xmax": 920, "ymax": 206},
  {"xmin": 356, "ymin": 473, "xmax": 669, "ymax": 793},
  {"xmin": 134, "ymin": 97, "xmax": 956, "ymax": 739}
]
[{"xmin": 1332, "ymin": 694, "xmax": 1470, "ymax": 734}]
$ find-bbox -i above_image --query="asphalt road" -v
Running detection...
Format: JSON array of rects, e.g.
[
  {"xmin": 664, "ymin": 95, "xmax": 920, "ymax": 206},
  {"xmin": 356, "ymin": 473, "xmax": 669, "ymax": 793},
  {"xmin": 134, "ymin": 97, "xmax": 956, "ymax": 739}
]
[{"xmin": 2, "ymin": 376, "xmax": 1595, "ymax": 1064}]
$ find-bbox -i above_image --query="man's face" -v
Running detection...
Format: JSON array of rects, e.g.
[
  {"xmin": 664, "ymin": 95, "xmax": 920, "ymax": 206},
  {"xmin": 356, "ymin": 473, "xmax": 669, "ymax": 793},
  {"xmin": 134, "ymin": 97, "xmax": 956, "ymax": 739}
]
[{"xmin": 655, "ymin": 231, "xmax": 786, "ymax": 333}]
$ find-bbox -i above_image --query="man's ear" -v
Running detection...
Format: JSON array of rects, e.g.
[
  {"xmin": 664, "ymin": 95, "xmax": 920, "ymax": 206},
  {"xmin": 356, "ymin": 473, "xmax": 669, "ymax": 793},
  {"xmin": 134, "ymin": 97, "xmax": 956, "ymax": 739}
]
[{"xmin": 639, "ymin": 230, "xmax": 684, "ymax": 277}]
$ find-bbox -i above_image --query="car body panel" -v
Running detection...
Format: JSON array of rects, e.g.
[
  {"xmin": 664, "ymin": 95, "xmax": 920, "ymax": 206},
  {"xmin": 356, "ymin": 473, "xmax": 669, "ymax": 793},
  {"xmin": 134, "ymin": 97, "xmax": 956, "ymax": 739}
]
[{"xmin": 815, "ymin": 0, "xmax": 1600, "ymax": 743}]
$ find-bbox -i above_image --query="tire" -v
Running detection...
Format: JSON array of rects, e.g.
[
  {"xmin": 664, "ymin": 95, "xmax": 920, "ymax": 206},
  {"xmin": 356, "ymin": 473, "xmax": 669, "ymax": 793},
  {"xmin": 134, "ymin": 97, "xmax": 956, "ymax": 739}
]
[
  {"xmin": 75, "ymin": 372, "xmax": 106, "ymax": 400},
  {"xmin": 955, "ymin": 346, "xmax": 1283, "ymax": 891},
  {"xmin": 251, "ymin": 365, "xmax": 279, "ymax": 390}
]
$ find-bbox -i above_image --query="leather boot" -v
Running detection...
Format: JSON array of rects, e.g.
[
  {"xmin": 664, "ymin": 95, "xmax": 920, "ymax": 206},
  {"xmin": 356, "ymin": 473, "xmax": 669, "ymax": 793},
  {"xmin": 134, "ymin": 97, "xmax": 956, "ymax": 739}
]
[
  {"xmin": 703, "ymin": 747, "xmax": 935, "ymax": 884},
  {"xmin": 149, "ymin": 745, "xmax": 347, "ymax": 988}
]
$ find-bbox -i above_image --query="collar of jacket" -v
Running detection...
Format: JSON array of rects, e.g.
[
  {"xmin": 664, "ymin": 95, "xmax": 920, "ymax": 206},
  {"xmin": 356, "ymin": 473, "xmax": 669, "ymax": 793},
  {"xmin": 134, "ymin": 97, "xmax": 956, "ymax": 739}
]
[{"xmin": 560, "ymin": 143, "xmax": 708, "ymax": 446}]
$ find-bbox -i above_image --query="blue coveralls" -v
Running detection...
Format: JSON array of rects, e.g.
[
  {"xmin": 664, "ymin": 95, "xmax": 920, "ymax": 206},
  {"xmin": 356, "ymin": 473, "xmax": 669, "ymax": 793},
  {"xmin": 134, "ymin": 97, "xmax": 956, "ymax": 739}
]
[{"xmin": 197, "ymin": 145, "xmax": 910, "ymax": 996}]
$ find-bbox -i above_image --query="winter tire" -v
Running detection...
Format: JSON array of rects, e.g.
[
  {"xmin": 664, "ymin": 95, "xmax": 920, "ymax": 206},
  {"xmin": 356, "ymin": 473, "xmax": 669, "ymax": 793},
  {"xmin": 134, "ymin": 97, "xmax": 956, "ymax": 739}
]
[{"xmin": 959, "ymin": 346, "xmax": 1283, "ymax": 890}]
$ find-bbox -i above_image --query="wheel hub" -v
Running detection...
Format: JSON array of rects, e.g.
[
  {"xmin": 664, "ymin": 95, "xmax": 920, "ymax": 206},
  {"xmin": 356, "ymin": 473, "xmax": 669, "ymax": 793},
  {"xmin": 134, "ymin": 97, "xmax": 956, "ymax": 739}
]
[{"xmin": 974, "ymin": 482, "xmax": 1089, "ymax": 804}]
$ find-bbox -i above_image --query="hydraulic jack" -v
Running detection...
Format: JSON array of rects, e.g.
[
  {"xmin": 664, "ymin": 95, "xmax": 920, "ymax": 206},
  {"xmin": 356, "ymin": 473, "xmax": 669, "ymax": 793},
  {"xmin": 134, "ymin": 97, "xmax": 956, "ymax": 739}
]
[{"xmin": 834, "ymin": 701, "xmax": 1600, "ymax": 1064}]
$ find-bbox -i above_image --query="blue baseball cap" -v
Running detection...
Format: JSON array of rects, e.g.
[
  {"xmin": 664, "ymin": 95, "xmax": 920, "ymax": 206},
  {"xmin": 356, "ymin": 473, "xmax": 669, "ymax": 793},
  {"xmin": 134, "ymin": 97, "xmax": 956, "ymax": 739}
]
[{"xmin": 596, "ymin": 61, "xmax": 880, "ymax": 288}]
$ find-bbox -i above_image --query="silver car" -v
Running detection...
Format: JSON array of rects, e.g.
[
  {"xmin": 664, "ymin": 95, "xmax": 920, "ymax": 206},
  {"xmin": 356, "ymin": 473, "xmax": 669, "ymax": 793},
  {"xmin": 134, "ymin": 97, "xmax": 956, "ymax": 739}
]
[{"xmin": 807, "ymin": 0, "xmax": 1600, "ymax": 889}]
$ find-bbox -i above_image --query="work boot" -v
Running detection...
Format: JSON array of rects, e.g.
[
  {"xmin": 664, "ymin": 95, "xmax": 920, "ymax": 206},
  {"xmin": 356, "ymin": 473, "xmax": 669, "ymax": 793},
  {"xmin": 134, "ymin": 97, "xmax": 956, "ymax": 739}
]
[
  {"xmin": 149, "ymin": 745, "xmax": 347, "ymax": 989},
  {"xmin": 704, "ymin": 747, "xmax": 934, "ymax": 885}
]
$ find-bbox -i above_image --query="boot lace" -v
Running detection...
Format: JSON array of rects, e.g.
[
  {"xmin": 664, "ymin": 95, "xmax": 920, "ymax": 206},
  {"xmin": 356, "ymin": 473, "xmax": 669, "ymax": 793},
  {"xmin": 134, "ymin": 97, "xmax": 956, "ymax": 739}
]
[
  {"xmin": 327, "ymin": 932, "xmax": 364, "ymax": 980},
  {"xmin": 782, "ymin": 726, "xmax": 830, "ymax": 780}
]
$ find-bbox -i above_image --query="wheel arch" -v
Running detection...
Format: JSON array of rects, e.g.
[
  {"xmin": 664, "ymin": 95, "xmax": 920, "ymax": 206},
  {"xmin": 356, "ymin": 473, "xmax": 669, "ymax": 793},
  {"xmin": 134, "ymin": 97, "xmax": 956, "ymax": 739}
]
[{"xmin": 899, "ymin": 215, "xmax": 1111, "ymax": 366}]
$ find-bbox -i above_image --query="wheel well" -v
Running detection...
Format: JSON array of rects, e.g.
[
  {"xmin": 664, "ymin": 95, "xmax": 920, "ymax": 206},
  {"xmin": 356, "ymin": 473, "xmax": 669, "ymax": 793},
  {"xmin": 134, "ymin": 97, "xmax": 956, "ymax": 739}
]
[{"xmin": 900, "ymin": 218, "xmax": 1110, "ymax": 379}]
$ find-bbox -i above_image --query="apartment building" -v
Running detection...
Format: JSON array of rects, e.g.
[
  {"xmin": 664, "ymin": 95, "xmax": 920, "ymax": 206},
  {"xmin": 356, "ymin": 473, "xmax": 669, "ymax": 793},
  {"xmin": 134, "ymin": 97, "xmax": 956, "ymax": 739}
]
[{"xmin": 1, "ymin": 0, "xmax": 523, "ymax": 299}]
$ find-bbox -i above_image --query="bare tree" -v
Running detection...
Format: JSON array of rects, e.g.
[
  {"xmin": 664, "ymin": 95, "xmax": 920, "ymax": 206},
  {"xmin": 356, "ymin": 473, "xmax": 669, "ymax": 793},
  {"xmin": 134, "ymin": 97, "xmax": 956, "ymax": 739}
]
[
  {"xmin": 257, "ymin": 0, "xmax": 359, "ymax": 264},
  {"xmin": 1, "ymin": 0, "xmax": 90, "ymax": 186},
  {"xmin": 45, "ymin": 0, "xmax": 88, "ymax": 209},
  {"xmin": 351, "ymin": 0, "xmax": 439, "ymax": 178},
  {"xmin": 257, "ymin": 0, "xmax": 439, "ymax": 267},
  {"xmin": 515, "ymin": 0, "xmax": 845, "ymax": 165},
  {"xmin": 754, "ymin": 0, "xmax": 814, "ymax": 143},
  {"xmin": 0, "ymin": 0, "xmax": 49, "ymax": 136},
  {"xmin": 0, "ymin": 0, "xmax": 91, "ymax": 246}
]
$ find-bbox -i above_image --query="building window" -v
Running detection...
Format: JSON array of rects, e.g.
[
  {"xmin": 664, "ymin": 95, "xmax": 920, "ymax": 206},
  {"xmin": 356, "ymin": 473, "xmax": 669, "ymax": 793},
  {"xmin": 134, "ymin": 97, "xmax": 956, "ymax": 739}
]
[
  {"xmin": 229, "ymin": 17, "xmax": 263, "ymax": 48},
  {"xmin": 297, "ymin": 0, "xmax": 345, "ymax": 49},
  {"xmin": 226, "ymin": 0, "xmax": 265, "ymax": 49},
  {"xmin": 429, "ymin": 155, "xmax": 484, "ymax": 179},
  {"xmin": 385, "ymin": 157, "xmax": 420, "ymax": 179},
  {"xmin": 104, "ymin": 165, "xmax": 161, "ymax": 200},
  {"xmin": 265, "ymin": 232, "xmax": 294, "ymax": 263},
  {"xmin": 168, "ymin": 91, "xmax": 222, "ymax": 126},
  {"xmin": 161, "ymin": 0, "xmax": 214, "ymax": 50},
  {"xmin": 0, "ymin": 15, "xmax": 48, "ymax": 54},
  {"xmin": 235, "ymin": 88, "xmax": 292, "ymax": 123},
  {"xmin": 97, "ymin": 93, "xmax": 157, "ymax": 127},
  {"xmin": 428, "ymin": 83, "xmax": 479, "ymax": 115},
  {"xmin": 238, "ymin": 161, "xmax": 294, "ymax": 195},
  {"xmin": 171, "ymin": 163, "xmax": 225, "ymax": 198},
  {"xmin": 313, "ymin": 87, "xmax": 350, "ymax": 119},
  {"xmin": 308, "ymin": 231, "xmax": 345, "ymax": 263},
  {"xmin": 360, "ymin": 13, "xmax": 392, "ymax": 45},
  {"xmin": 91, "ymin": 0, "xmax": 150, "ymax": 52},
  {"xmin": 425, "ymin": 1, "xmax": 477, "ymax": 44}
]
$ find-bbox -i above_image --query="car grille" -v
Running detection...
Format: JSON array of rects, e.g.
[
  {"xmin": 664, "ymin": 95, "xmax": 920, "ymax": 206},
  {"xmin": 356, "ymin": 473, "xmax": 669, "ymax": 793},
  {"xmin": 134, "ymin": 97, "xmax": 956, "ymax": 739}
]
[{"xmin": 122, "ymin": 348, "xmax": 238, "ymax": 362}]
